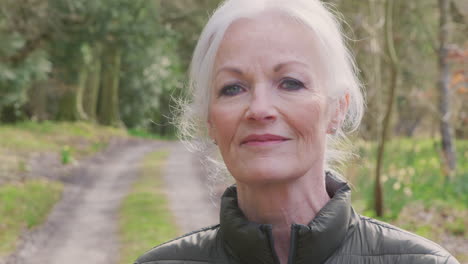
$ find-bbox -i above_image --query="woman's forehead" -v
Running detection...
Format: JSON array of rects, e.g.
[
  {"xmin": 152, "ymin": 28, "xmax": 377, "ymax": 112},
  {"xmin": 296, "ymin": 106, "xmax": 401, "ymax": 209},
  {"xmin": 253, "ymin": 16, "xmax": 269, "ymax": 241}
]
[
  {"xmin": 221, "ymin": 10, "xmax": 313, "ymax": 43},
  {"xmin": 214, "ymin": 11, "xmax": 322, "ymax": 73}
]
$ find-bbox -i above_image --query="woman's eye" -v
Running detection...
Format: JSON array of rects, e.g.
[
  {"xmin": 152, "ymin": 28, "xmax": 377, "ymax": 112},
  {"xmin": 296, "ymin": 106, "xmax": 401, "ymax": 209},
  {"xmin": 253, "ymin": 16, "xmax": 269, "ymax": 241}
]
[
  {"xmin": 280, "ymin": 78, "xmax": 305, "ymax": 91},
  {"xmin": 219, "ymin": 84, "xmax": 244, "ymax": 97}
]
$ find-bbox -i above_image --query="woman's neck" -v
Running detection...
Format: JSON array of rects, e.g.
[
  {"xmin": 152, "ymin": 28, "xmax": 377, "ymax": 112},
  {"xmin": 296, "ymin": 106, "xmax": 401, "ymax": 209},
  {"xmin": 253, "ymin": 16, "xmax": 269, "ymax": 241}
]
[{"xmin": 236, "ymin": 172, "xmax": 330, "ymax": 264}]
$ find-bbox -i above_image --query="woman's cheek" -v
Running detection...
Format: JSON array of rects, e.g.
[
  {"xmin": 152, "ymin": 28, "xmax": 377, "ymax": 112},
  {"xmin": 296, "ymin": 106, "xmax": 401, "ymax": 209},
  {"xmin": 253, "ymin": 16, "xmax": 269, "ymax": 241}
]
[
  {"xmin": 210, "ymin": 104, "xmax": 241, "ymax": 143},
  {"xmin": 293, "ymin": 102, "xmax": 328, "ymax": 147}
]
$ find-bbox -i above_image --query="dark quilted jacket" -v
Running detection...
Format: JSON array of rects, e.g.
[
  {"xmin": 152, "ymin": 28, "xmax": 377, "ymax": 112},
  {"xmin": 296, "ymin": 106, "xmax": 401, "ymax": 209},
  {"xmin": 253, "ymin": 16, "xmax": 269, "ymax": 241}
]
[{"xmin": 135, "ymin": 174, "xmax": 459, "ymax": 264}]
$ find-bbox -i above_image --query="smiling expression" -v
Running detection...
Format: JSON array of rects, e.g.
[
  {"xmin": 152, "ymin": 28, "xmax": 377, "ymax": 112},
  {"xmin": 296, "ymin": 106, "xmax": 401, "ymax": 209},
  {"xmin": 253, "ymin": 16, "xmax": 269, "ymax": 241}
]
[{"xmin": 208, "ymin": 11, "xmax": 337, "ymax": 186}]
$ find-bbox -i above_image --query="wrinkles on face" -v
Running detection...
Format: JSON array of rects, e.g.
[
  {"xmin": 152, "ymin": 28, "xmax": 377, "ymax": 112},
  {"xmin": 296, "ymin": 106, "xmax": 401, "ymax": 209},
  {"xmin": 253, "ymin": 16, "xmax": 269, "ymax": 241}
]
[{"xmin": 208, "ymin": 11, "xmax": 333, "ymax": 185}]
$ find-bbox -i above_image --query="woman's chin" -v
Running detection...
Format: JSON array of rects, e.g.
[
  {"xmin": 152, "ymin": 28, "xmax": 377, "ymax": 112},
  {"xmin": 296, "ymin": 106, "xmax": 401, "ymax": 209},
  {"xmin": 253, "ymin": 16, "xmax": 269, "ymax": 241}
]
[{"xmin": 233, "ymin": 164, "xmax": 303, "ymax": 186}]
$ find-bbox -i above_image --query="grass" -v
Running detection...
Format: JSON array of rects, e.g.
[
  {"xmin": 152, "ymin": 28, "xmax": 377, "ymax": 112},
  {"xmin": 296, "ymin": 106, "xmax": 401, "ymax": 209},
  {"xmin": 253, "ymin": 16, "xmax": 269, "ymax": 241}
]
[
  {"xmin": 118, "ymin": 150, "xmax": 178, "ymax": 264},
  {"xmin": 0, "ymin": 121, "xmax": 127, "ymax": 182},
  {"xmin": 0, "ymin": 121, "xmax": 126, "ymax": 154},
  {"xmin": 127, "ymin": 128, "xmax": 176, "ymax": 140},
  {"xmin": 347, "ymin": 138, "xmax": 468, "ymax": 220},
  {"xmin": 346, "ymin": 138, "xmax": 468, "ymax": 260},
  {"xmin": 0, "ymin": 121, "xmax": 128, "ymax": 257},
  {"xmin": 0, "ymin": 179, "xmax": 63, "ymax": 257},
  {"xmin": 0, "ymin": 121, "xmax": 173, "ymax": 260}
]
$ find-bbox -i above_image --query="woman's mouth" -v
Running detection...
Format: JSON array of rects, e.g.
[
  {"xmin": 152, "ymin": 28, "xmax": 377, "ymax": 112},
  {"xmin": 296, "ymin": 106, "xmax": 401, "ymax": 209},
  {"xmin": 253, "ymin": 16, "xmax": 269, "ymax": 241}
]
[{"xmin": 241, "ymin": 134, "xmax": 291, "ymax": 146}]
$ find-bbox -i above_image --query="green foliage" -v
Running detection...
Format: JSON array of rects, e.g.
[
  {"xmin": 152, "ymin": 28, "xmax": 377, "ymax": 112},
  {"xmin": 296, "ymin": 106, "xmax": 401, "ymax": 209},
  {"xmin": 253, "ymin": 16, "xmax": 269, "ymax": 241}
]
[
  {"xmin": 349, "ymin": 139, "xmax": 468, "ymax": 220},
  {"xmin": 118, "ymin": 150, "xmax": 177, "ymax": 264},
  {"xmin": 0, "ymin": 179, "xmax": 63, "ymax": 256},
  {"xmin": 46, "ymin": 0, "xmax": 164, "ymax": 124},
  {"xmin": 0, "ymin": 0, "xmax": 51, "ymax": 121},
  {"xmin": 119, "ymin": 35, "xmax": 184, "ymax": 134},
  {"xmin": 0, "ymin": 0, "xmax": 224, "ymax": 136},
  {"xmin": 1, "ymin": 0, "xmax": 465, "ymax": 140},
  {"xmin": 348, "ymin": 139, "xmax": 468, "ymax": 259},
  {"xmin": 118, "ymin": 1, "xmax": 221, "ymax": 134},
  {"xmin": 159, "ymin": 0, "xmax": 222, "ymax": 69},
  {"xmin": 61, "ymin": 145, "xmax": 73, "ymax": 164},
  {"xmin": 0, "ymin": 121, "xmax": 128, "ymax": 257},
  {"xmin": 445, "ymin": 216, "xmax": 466, "ymax": 236},
  {"xmin": 0, "ymin": 121, "xmax": 127, "ymax": 183},
  {"xmin": 0, "ymin": 121, "xmax": 125, "ymax": 152},
  {"xmin": 127, "ymin": 129, "xmax": 174, "ymax": 140},
  {"xmin": 0, "ymin": 48, "xmax": 51, "ymax": 121}
]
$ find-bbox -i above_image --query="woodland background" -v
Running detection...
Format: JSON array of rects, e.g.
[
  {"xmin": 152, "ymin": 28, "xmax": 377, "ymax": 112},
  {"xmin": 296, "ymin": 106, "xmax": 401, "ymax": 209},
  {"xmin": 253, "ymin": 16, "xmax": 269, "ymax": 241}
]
[
  {"xmin": 0, "ymin": 0, "xmax": 466, "ymax": 139},
  {"xmin": 0, "ymin": 0, "xmax": 467, "ymax": 261}
]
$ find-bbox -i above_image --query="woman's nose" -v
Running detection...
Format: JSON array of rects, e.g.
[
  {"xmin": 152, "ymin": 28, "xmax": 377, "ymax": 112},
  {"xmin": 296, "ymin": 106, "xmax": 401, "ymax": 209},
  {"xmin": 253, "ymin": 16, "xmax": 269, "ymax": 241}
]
[{"xmin": 245, "ymin": 86, "xmax": 277, "ymax": 122}]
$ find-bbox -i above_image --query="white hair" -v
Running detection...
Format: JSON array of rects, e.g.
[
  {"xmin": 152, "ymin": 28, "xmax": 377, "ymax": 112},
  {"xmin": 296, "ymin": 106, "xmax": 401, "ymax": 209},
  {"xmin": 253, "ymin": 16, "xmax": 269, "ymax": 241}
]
[{"xmin": 176, "ymin": 0, "xmax": 365, "ymax": 183}]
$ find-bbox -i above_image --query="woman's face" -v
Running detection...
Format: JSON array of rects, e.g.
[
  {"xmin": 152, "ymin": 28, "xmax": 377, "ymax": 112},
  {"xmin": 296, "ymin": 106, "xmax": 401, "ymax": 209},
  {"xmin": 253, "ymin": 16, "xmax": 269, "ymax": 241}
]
[{"xmin": 209, "ymin": 12, "xmax": 337, "ymax": 186}]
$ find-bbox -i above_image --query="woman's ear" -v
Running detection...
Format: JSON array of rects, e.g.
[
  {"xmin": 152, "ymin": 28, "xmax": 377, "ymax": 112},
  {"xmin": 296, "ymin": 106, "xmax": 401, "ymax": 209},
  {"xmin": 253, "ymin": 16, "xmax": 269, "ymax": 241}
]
[{"xmin": 327, "ymin": 93, "xmax": 350, "ymax": 134}]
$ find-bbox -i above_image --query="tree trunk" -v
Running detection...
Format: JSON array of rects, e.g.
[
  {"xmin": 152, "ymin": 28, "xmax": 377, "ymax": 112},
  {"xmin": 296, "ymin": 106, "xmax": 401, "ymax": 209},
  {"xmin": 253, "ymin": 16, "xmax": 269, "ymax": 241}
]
[
  {"xmin": 438, "ymin": 0, "xmax": 457, "ymax": 177},
  {"xmin": 76, "ymin": 56, "xmax": 89, "ymax": 121},
  {"xmin": 83, "ymin": 43, "xmax": 103, "ymax": 122},
  {"xmin": 56, "ymin": 85, "xmax": 82, "ymax": 121},
  {"xmin": 374, "ymin": 0, "xmax": 399, "ymax": 217},
  {"xmin": 369, "ymin": 0, "xmax": 384, "ymax": 141},
  {"xmin": 27, "ymin": 80, "xmax": 50, "ymax": 121},
  {"xmin": 97, "ymin": 45, "xmax": 122, "ymax": 127},
  {"xmin": 56, "ymin": 44, "xmax": 90, "ymax": 121}
]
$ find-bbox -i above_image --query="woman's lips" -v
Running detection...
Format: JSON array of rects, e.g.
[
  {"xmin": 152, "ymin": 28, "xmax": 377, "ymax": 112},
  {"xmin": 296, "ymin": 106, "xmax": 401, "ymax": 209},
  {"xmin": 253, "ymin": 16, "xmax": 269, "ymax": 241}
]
[{"xmin": 241, "ymin": 134, "xmax": 290, "ymax": 146}]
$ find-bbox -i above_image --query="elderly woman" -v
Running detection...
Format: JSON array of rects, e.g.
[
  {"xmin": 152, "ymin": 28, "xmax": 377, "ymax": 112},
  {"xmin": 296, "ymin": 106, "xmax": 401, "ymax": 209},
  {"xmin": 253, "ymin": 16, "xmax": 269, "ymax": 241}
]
[{"xmin": 135, "ymin": 0, "xmax": 459, "ymax": 263}]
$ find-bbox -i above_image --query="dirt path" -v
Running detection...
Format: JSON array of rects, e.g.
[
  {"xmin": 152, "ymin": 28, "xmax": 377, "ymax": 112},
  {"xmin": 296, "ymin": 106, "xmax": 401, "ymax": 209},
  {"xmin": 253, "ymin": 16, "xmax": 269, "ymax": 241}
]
[
  {"xmin": 4, "ymin": 140, "xmax": 161, "ymax": 264},
  {"xmin": 3, "ymin": 140, "xmax": 220, "ymax": 264},
  {"xmin": 163, "ymin": 142, "xmax": 218, "ymax": 235}
]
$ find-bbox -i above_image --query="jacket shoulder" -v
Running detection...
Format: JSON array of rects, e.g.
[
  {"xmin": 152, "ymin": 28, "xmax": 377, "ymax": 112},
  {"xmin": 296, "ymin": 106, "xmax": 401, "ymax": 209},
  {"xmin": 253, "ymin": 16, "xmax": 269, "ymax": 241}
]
[
  {"xmin": 134, "ymin": 224, "xmax": 224, "ymax": 264},
  {"xmin": 333, "ymin": 215, "xmax": 459, "ymax": 263}
]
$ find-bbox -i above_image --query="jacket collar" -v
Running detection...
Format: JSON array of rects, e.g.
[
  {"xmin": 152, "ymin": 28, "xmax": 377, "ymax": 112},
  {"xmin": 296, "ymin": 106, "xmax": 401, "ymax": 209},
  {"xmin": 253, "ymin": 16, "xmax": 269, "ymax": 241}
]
[{"xmin": 219, "ymin": 173, "xmax": 357, "ymax": 264}]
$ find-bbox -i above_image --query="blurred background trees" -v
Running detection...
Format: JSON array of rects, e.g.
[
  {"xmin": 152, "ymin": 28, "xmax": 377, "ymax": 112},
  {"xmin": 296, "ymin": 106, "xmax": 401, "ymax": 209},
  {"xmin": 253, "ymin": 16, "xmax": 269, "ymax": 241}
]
[
  {"xmin": 0, "ymin": 0, "xmax": 219, "ymax": 135},
  {"xmin": 1, "ymin": 0, "xmax": 465, "ymax": 139},
  {"xmin": 0, "ymin": 0, "xmax": 466, "ymax": 209},
  {"xmin": 328, "ymin": 0, "xmax": 466, "ymax": 216}
]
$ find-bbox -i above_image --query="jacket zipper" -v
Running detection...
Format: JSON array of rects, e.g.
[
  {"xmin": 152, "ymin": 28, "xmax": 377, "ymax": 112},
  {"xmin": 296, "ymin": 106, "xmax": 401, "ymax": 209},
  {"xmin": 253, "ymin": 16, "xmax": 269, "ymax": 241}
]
[
  {"xmin": 263, "ymin": 224, "xmax": 299, "ymax": 264},
  {"xmin": 287, "ymin": 224, "xmax": 298, "ymax": 264},
  {"xmin": 263, "ymin": 225, "xmax": 281, "ymax": 264}
]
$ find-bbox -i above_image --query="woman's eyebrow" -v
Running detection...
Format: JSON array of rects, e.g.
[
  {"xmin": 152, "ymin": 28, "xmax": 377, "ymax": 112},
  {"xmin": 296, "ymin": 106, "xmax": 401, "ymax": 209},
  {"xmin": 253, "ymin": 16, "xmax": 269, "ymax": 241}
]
[
  {"xmin": 273, "ymin": 61, "xmax": 309, "ymax": 72},
  {"xmin": 215, "ymin": 60, "xmax": 309, "ymax": 77},
  {"xmin": 215, "ymin": 66, "xmax": 244, "ymax": 77}
]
